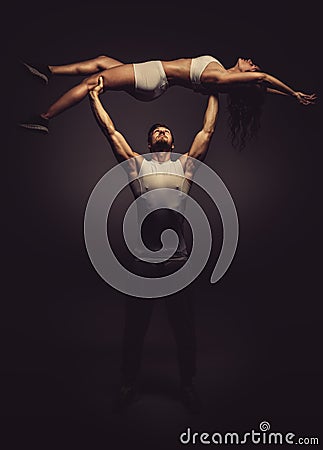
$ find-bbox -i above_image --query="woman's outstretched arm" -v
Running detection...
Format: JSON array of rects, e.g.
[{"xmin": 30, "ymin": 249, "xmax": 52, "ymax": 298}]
[
  {"xmin": 266, "ymin": 88, "xmax": 289, "ymax": 96},
  {"xmin": 211, "ymin": 71, "xmax": 316, "ymax": 105}
]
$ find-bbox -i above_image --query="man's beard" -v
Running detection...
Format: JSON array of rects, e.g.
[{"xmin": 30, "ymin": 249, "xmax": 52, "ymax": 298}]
[{"xmin": 151, "ymin": 140, "xmax": 172, "ymax": 152}]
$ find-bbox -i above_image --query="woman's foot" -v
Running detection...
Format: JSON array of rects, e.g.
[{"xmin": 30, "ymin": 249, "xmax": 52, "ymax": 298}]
[
  {"xmin": 21, "ymin": 61, "xmax": 52, "ymax": 84},
  {"xmin": 19, "ymin": 114, "xmax": 49, "ymax": 133}
]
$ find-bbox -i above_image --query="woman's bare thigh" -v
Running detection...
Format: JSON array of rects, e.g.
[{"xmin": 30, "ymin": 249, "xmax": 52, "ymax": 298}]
[{"xmin": 87, "ymin": 63, "xmax": 135, "ymax": 92}]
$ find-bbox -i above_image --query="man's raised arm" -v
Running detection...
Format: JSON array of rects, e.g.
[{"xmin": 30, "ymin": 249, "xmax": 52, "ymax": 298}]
[
  {"xmin": 183, "ymin": 94, "xmax": 219, "ymax": 163},
  {"xmin": 88, "ymin": 76, "xmax": 140, "ymax": 163}
]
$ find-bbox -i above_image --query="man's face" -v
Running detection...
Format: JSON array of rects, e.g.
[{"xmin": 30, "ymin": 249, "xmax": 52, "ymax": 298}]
[{"xmin": 149, "ymin": 126, "xmax": 174, "ymax": 151}]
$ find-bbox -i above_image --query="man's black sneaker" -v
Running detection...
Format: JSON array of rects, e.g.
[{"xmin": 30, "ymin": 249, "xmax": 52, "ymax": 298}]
[
  {"xmin": 19, "ymin": 115, "xmax": 49, "ymax": 133},
  {"xmin": 113, "ymin": 384, "xmax": 138, "ymax": 413},
  {"xmin": 21, "ymin": 61, "xmax": 52, "ymax": 84},
  {"xmin": 180, "ymin": 384, "xmax": 201, "ymax": 414}
]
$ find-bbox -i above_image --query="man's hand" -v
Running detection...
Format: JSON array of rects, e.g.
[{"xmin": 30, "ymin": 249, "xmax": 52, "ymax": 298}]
[{"xmin": 90, "ymin": 76, "xmax": 104, "ymax": 96}]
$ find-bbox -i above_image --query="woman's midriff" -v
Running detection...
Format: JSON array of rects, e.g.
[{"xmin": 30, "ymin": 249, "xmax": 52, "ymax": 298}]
[{"xmin": 161, "ymin": 58, "xmax": 192, "ymax": 87}]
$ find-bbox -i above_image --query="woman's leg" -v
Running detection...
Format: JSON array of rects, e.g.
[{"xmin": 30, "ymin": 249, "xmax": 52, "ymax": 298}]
[
  {"xmin": 49, "ymin": 55, "xmax": 124, "ymax": 76},
  {"xmin": 41, "ymin": 63, "xmax": 135, "ymax": 120}
]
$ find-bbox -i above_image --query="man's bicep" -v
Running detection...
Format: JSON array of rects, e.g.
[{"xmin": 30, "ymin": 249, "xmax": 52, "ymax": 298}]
[
  {"xmin": 187, "ymin": 130, "xmax": 212, "ymax": 161},
  {"xmin": 107, "ymin": 130, "xmax": 136, "ymax": 162}
]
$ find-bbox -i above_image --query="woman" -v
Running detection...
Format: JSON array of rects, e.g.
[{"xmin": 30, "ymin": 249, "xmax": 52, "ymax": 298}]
[{"xmin": 19, "ymin": 54, "xmax": 316, "ymax": 148}]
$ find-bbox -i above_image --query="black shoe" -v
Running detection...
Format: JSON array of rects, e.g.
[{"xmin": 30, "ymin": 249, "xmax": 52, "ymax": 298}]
[
  {"xmin": 180, "ymin": 384, "xmax": 201, "ymax": 414},
  {"xmin": 21, "ymin": 61, "xmax": 52, "ymax": 84},
  {"xmin": 113, "ymin": 384, "xmax": 138, "ymax": 413},
  {"xmin": 19, "ymin": 115, "xmax": 49, "ymax": 133}
]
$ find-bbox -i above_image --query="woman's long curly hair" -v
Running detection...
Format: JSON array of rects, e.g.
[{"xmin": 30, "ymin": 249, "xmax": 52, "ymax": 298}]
[{"xmin": 227, "ymin": 83, "xmax": 266, "ymax": 150}]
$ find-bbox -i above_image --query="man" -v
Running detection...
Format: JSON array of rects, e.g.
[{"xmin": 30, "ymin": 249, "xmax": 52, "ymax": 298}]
[{"xmin": 89, "ymin": 76, "xmax": 218, "ymax": 413}]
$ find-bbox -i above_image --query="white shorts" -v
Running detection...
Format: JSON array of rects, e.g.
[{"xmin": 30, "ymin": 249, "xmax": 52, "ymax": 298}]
[
  {"xmin": 133, "ymin": 60, "xmax": 169, "ymax": 101},
  {"xmin": 190, "ymin": 55, "xmax": 224, "ymax": 90}
]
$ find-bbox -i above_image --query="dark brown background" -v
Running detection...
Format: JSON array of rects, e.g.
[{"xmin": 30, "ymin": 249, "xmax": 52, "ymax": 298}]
[{"xmin": 3, "ymin": 1, "xmax": 322, "ymax": 449}]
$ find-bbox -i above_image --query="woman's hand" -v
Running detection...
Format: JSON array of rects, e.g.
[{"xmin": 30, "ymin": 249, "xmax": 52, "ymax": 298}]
[{"xmin": 294, "ymin": 92, "xmax": 317, "ymax": 105}]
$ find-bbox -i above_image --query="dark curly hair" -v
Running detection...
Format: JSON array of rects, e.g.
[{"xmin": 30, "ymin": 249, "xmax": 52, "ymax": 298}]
[{"xmin": 227, "ymin": 83, "xmax": 266, "ymax": 150}]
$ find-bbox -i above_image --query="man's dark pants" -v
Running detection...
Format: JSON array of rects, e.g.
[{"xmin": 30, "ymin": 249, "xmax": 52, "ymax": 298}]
[{"xmin": 121, "ymin": 258, "xmax": 196, "ymax": 387}]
